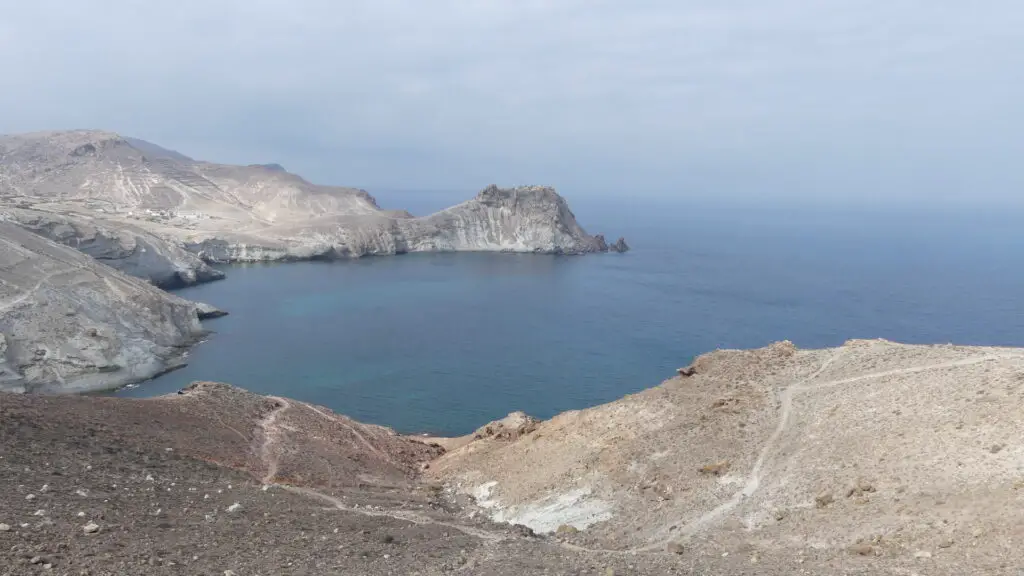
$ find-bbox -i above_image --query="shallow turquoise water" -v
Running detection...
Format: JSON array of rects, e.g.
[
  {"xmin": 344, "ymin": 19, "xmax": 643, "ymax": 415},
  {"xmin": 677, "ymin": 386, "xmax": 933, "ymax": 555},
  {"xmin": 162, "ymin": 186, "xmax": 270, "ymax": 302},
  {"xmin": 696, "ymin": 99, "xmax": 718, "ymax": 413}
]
[{"xmin": 116, "ymin": 197, "xmax": 1024, "ymax": 435}]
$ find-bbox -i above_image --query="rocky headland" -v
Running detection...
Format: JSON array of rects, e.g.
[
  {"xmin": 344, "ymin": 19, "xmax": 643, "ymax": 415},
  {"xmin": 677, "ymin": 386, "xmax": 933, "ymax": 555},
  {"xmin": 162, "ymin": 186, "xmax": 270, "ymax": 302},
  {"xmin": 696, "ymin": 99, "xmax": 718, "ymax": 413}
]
[
  {"xmin": 0, "ymin": 130, "xmax": 624, "ymax": 288},
  {"xmin": 2, "ymin": 339, "xmax": 1022, "ymax": 575}
]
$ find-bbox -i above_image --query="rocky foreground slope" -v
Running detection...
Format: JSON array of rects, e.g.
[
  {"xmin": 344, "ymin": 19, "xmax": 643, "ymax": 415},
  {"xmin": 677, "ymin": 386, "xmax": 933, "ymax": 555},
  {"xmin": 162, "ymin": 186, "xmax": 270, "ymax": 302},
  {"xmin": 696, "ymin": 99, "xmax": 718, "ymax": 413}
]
[
  {"xmin": 2, "ymin": 340, "xmax": 1022, "ymax": 575},
  {"xmin": 0, "ymin": 382, "xmax": 675, "ymax": 576},
  {"xmin": 430, "ymin": 339, "xmax": 1024, "ymax": 574},
  {"xmin": 0, "ymin": 130, "xmax": 624, "ymax": 286}
]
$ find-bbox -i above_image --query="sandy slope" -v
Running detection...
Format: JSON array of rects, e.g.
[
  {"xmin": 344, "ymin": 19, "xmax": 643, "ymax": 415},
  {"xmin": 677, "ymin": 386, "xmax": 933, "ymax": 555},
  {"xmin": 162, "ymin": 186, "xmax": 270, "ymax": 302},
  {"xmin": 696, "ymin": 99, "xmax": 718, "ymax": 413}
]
[{"xmin": 430, "ymin": 339, "xmax": 1024, "ymax": 574}]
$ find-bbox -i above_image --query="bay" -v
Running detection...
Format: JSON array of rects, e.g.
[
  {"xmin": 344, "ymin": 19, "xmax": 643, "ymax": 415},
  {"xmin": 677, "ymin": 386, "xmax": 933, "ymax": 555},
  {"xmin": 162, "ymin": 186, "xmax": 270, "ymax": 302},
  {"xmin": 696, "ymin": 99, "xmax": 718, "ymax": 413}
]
[{"xmin": 116, "ymin": 195, "xmax": 1024, "ymax": 436}]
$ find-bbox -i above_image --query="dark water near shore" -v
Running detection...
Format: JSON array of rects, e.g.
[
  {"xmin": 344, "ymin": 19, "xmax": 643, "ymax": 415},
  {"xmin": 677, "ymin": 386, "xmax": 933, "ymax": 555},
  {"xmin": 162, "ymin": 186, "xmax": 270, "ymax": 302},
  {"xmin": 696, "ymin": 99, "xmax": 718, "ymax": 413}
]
[{"xmin": 117, "ymin": 195, "xmax": 1024, "ymax": 436}]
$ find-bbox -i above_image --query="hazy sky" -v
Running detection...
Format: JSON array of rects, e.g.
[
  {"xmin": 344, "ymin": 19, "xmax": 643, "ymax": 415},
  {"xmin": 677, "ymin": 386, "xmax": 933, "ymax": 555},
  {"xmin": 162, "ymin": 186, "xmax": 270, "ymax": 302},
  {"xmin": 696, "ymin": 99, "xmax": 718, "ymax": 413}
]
[{"xmin": 2, "ymin": 1, "xmax": 1022, "ymax": 202}]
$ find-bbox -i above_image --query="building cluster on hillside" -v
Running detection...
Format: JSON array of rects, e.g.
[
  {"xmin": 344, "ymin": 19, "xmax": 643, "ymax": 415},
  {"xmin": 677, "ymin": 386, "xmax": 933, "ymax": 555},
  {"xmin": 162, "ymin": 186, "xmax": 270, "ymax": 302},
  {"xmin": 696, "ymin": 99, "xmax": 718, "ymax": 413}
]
[{"xmin": 122, "ymin": 208, "xmax": 208, "ymax": 222}]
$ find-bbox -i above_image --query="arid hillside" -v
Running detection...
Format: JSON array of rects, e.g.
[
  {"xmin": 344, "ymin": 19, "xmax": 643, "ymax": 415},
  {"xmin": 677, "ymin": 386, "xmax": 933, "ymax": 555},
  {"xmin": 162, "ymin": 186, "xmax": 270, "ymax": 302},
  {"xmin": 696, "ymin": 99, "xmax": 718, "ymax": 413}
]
[
  {"xmin": 3, "ymin": 340, "xmax": 1023, "ymax": 575},
  {"xmin": 430, "ymin": 339, "xmax": 1024, "ymax": 575}
]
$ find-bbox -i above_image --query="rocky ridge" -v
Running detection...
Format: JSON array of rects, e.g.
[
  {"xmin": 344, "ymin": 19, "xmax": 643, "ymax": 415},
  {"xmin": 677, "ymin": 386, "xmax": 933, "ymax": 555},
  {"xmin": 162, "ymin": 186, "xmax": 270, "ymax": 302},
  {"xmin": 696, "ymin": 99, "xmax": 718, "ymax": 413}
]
[
  {"xmin": 0, "ymin": 382, "xmax": 682, "ymax": 575},
  {"xmin": 0, "ymin": 130, "xmax": 624, "ymax": 287}
]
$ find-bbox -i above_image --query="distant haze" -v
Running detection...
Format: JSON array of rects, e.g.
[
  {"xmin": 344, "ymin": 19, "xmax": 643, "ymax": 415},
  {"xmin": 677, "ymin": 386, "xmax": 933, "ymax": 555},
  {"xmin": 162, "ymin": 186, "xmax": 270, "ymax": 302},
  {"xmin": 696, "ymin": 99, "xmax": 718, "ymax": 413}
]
[{"xmin": 2, "ymin": 1, "xmax": 1022, "ymax": 203}]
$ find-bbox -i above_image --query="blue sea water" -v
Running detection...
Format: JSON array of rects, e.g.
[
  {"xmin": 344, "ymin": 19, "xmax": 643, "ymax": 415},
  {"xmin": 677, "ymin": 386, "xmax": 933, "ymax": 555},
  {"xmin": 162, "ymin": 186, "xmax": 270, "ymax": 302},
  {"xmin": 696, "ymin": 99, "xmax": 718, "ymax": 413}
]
[{"xmin": 116, "ymin": 194, "xmax": 1024, "ymax": 436}]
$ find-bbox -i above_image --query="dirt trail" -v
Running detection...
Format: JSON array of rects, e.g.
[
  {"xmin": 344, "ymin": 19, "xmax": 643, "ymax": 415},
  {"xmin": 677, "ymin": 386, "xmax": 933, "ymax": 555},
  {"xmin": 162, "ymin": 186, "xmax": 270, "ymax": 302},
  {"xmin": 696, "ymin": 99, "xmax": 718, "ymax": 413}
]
[
  {"xmin": 257, "ymin": 396, "xmax": 291, "ymax": 484},
  {"xmin": 283, "ymin": 485, "xmax": 508, "ymax": 544},
  {"xmin": 791, "ymin": 353, "xmax": 1009, "ymax": 393},
  {"xmin": 300, "ymin": 402, "xmax": 394, "ymax": 465},
  {"xmin": 562, "ymin": 351, "xmax": 1023, "ymax": 556},
  {"xmin": 0, "ymin": 269, "xmax": 64, "ymax": 312},
  {"xmin": 639, "ymin": 351, "xmax": 1017, "ymax": 552},
  {"xmin": 648, "ymin": 348, "xmax": 848, "ymax": 547},
  {"xmin": 251, "ymin": 394, "xmax": 513, "ymax": 545}
]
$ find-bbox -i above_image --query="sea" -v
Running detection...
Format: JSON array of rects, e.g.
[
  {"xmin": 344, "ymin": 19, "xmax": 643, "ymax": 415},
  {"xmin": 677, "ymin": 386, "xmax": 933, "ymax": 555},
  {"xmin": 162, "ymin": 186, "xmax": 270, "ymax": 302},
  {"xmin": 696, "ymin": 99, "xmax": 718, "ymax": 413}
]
[{"xmin": 115, "ymin": 192, "xmax": 1024, "ymax": 436}]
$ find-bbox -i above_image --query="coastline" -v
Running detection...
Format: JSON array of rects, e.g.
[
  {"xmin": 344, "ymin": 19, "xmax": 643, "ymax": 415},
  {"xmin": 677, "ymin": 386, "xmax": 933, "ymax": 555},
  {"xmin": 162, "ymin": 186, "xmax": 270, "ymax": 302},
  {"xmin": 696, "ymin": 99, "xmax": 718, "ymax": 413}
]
[{"xmin": 49, "ymin": 246, "xmax": 625, "ymax": 398}]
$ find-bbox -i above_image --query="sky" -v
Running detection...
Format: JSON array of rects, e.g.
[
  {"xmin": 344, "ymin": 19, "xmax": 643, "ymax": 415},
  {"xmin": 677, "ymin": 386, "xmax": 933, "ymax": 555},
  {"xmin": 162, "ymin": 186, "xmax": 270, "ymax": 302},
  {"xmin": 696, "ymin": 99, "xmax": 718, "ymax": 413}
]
[{"xmin": 2, "ymin": 0, "xmax": 1023, "ymax": 203}]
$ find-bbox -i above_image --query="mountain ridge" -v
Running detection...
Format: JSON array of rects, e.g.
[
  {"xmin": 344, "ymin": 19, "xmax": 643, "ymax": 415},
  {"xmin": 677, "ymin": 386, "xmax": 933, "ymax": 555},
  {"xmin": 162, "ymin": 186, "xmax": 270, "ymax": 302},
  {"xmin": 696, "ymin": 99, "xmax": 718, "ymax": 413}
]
[{"xmin": 0, "ymin": 130, "xmax": 625, "ymax": 285}]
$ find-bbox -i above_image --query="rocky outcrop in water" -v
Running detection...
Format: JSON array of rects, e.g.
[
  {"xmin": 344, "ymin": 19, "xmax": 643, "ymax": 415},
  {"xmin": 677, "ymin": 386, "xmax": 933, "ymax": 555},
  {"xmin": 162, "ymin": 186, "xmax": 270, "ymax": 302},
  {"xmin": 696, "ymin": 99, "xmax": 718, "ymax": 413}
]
[
  {"xmin": 0, "ymin": 221, "xmax": 206, "ymax": 393},
  {"xmin": 399, "ymin": 185, "xmax": 611, "ymax": 255},
  {"xmin": 195, "ymin": 301, "xmax": 228, "ymax": 320},
  {"xmin": 0, "ymin": 130, "xmax": 624, "ymax": 267},
  {"xmin": 609, "ymin": 237, "xmax": 630, "ymax": 253}
]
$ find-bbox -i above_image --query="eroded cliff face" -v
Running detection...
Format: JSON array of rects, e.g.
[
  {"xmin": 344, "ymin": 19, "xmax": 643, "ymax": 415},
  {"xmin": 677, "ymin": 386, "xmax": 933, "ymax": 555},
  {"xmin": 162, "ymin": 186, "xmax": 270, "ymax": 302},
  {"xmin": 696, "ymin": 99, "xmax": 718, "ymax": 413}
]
[
  {"xmin": 0, "ymin": 131, "xmax": 623, "ymax": 270},
  {"xmin": 0, "ymin": 222, "xmax": 205, "ymax": 393},
  {"xmin": 178, "ymin": 185, "xmax": 610, "ymax": 261},
  {"xmin": 0, "ymin": 208, "xmax": 224, "ymax": 288},
  {"xmin": 399, "ymin": 185, "xmax": 609, "ymax": 254}
]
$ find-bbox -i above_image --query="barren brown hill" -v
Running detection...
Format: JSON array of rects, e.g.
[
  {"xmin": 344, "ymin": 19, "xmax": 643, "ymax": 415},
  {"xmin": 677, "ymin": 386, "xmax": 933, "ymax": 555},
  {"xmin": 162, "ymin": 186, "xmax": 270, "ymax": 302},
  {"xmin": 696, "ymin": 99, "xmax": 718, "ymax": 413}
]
[
  {"xmin": 0, "ymin": 383, "xmax": 676, "ymax": 575},
  {"xmin": 3, "ymin": 340, "xmax": 1023, "ymax": 575}
]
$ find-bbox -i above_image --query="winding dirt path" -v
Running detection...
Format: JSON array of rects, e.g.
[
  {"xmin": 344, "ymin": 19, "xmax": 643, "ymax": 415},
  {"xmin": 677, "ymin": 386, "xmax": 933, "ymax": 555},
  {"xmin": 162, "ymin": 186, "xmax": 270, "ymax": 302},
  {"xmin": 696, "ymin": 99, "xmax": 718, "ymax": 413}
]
[
  {"xmin": 300, "ymin": 402, "xmax": 395, "ymax": 465},
  {"xmin": 284, "ymin": 485, "xmax": 507, "ymax": 543},
  {"xmin": 0, "ymin": 269, "xmax": 65, "ymax": 312},
  {"xmin": 256, "ymin": 396, "xmax": 291, "ymax": 485},
  {"xmin": 560, "ymin": 351, "xmax": 1022, "ymax": 556},
  {"xmin": 251, "ymin": 395, "xmax": 510, "ymax": 544},
  {"xmin": 640, "ymin": 351, "xmax": 1017, "ymax": 552},
  {"xmin": 664, "ymin": 348, "xmax": 847, "ymax": 545}
]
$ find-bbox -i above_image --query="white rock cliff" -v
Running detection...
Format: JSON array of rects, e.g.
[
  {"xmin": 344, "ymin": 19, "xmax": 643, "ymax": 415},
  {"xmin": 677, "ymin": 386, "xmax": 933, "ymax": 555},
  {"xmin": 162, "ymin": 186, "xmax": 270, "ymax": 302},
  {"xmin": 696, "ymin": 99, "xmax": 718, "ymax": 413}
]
[{"xmin": 0, "ymin": 221, "xmax": 205, "ymax": 393}]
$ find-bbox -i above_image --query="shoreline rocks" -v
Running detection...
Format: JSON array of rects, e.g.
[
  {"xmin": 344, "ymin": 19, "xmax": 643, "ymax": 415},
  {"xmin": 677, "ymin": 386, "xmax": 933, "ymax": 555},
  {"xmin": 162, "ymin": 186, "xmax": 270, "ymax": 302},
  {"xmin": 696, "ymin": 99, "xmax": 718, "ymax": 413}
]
[{"xmin": 195, "ymin": 302, "xmax": 229, "ymax": 320}]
